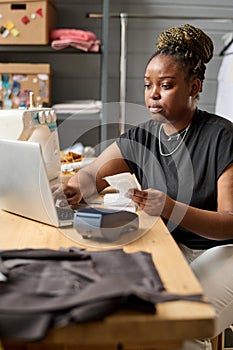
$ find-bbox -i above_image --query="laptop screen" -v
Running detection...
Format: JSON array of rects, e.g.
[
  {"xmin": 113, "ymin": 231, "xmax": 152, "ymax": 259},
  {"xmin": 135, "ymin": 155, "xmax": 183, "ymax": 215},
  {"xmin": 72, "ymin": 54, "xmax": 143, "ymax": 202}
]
[{"xmin": 0, "ymin": 139, "xmax": 62, "ymax": 226}]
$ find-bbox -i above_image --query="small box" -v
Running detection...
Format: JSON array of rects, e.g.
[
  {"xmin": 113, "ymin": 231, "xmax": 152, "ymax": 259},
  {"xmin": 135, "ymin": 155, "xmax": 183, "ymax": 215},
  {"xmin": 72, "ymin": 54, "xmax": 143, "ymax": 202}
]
[
  {"xmin": 0, "ymin": 0, "xmax": 56, "ymax": 45},
  {"xmin": 0, "ymin": 63, "xmax": 51, "ymax": 109}
]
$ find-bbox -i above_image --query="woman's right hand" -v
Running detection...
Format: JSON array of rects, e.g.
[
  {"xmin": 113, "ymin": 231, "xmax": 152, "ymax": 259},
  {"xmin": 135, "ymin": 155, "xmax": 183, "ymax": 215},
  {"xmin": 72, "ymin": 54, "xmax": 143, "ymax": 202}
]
[
  {"xmin": 52, "ymin": 182, "xmax": 83, "ymax": 207},
  {"xmin": 52, "ymin": 141, "xmax": 131, "ymax": 208}
]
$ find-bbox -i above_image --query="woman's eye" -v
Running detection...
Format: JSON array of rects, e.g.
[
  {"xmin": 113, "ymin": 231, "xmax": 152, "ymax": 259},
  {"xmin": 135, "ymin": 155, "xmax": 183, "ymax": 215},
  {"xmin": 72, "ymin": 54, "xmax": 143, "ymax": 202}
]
[
  {"xmin": 144, "ymin": 83, "xmax": 151, "ymax": 89},
  {"xmin": 161, "ymin": 84, "xmax": 171, "ymax": 89}
]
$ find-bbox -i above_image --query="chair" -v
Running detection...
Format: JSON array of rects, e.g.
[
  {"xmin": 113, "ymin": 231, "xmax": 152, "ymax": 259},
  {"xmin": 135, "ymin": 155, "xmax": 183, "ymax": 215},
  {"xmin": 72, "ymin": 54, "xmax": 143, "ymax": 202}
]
[
  {"xmin": 212, "ymin": 326, "xmax": 233, "ymax": 350},
  {"xmin": 211, "ymin": 332, "xmax": 224, "ymax": 350}
]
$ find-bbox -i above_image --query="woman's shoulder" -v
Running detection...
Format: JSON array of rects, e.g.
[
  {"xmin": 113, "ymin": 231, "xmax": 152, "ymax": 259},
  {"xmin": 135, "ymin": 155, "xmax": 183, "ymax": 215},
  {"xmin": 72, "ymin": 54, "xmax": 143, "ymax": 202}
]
[{"xmin": 196, "ymin": 109, "xmax": 233, "ymax": 131}]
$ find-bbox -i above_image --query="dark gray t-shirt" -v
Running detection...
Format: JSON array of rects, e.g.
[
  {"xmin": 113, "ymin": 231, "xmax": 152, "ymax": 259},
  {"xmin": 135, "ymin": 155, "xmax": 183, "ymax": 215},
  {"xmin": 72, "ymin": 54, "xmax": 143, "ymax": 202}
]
[{"xmin": 116, "ymin": 109, "xmax": 233, "ymax": 249}]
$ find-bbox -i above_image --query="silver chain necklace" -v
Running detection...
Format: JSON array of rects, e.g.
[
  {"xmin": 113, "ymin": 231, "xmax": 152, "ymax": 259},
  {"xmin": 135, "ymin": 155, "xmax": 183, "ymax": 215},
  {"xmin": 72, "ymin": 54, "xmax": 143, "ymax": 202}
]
[{"xmin": 158, "ymin": 123, "xmax": 191, "ymax": 157}]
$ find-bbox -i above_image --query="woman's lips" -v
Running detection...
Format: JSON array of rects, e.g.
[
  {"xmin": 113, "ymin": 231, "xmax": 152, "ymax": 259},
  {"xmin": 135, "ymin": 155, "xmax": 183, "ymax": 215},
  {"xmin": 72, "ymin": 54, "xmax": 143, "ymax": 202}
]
[{"xmin": 149, "ymin": 106, "xmax": 163, "ymax": 113}]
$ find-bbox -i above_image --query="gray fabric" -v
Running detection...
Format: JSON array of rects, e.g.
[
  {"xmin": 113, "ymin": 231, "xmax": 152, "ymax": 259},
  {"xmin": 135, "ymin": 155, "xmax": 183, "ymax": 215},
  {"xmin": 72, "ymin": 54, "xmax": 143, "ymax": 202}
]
[{"xmin": 0, "ymin": 247, "xmax": 204, "ymax": 341}]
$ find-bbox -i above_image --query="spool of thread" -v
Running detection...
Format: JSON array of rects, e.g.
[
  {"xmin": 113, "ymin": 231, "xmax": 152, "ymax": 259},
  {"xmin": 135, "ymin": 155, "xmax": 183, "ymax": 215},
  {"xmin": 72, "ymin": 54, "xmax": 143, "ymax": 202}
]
[{"xmin": 29, "ymin": 91, "xmax": 34, "ymax": 108}]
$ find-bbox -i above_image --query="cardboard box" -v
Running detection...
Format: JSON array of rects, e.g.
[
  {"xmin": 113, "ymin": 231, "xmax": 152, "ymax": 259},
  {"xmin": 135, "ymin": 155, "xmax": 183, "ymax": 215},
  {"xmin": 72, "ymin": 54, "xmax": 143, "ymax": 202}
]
[
  {"xmin": 0, "ymin": 0, "xmax": 56, "ymax": 45},
  {"xmin": 0, "ymin": 63, "xmax": 51, "ymax": 108}
]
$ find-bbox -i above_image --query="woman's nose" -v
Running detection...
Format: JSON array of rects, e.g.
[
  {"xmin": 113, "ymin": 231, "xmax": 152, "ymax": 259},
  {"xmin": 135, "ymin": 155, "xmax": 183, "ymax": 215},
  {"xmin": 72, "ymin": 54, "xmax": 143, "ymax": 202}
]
[{"xmin": 150, "ymin": 87, "xmax": 160, "ymax": 99}]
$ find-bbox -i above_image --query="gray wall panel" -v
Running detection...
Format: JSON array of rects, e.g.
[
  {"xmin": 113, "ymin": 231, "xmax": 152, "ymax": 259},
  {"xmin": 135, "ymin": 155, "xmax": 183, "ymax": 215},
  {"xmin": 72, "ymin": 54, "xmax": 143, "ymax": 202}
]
[
  {"xmin": 52, "ymin": 0, "xmax": 233, "ymax": 125},
  {"xmin": 4, "ymin": 0, "xmax": 229, "ymax": 136}
]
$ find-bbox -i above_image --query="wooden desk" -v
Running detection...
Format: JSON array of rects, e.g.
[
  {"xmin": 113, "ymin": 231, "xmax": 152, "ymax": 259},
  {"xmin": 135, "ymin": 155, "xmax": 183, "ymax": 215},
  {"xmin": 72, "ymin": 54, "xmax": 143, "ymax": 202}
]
[{"xmin": 0, "ymin": 209, "xmax": 216, "ymax": 350}]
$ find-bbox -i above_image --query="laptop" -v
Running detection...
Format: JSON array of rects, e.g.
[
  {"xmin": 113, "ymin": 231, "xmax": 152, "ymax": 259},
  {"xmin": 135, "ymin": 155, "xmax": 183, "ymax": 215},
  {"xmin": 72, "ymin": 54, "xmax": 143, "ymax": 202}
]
[{"xmin": 0, "ymin": 139, "xmax": 74, "ymax": 227}]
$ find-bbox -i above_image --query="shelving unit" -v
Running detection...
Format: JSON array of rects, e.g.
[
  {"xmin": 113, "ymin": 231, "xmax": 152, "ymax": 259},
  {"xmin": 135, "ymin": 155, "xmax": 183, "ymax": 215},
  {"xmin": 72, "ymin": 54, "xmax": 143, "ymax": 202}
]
[{"xmin": 0, "ymin": 0, "xmax": 109, "ymax": 153}]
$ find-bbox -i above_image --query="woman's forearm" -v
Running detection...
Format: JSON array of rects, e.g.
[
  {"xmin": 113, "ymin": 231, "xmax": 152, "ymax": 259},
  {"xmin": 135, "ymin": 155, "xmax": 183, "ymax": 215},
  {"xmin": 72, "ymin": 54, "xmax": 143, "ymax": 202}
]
[
  {"xmin": 67, "ymin": 142, "xmax": 130, "ymax": 202},
  {"xmin": 68, "ymin": 168, "xmax": 108, "ymax": 200},
  {"xmin": 163, "ymin": 197, "xmax": 233, "ymax": 240}
]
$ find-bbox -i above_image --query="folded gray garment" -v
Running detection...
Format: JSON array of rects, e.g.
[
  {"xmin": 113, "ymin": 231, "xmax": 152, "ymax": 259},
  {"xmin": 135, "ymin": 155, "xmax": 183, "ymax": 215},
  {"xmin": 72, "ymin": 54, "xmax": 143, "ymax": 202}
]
[{"xmin": 0, "ymin": 247, "xmax": 203, "ymax": 341}]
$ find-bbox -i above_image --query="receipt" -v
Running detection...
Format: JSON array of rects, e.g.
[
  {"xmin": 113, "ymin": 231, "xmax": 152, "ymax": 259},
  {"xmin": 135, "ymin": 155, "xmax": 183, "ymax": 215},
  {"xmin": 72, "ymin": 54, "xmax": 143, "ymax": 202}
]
[
  {"xmin": 104, "ymin": 172, "xmax": 140, "ymax": 193},
  {"xmin": 103, "ymin": 173, "xmax": 140, "ymax": 212}
]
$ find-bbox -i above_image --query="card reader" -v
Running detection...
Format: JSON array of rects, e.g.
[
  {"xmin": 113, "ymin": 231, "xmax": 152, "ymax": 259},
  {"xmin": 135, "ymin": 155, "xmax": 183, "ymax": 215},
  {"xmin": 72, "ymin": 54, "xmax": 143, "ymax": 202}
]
[{"xmin": 73, "ymin": 207, "xmax": 139, "ymax": 242}]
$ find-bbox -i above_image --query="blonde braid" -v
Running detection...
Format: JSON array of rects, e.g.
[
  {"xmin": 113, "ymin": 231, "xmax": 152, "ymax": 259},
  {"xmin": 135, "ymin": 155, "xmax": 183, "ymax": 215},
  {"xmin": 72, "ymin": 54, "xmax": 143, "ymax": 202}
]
[{"xmin": 157, "ymin": 24, "xmax": 214, "ymax": 73}]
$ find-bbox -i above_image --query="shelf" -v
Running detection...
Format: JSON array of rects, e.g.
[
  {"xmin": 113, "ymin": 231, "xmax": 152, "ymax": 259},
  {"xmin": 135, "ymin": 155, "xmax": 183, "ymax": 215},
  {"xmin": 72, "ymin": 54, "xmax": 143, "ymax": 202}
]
[
  {"xmin": 56, "ymin": 112, "xmax": 102, "ymax": 122},
  {"xmin": 0, "ymin": 45, "xmax": 101, "ymax": 54},
  {"xmin": 0, "ymin": 0, "xmax": 109, "ymax": 152}
]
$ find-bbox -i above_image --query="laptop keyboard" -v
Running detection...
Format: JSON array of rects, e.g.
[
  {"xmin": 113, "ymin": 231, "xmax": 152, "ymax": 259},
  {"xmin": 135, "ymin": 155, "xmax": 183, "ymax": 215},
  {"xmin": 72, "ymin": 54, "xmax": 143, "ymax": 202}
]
[{"xmin": 56, "ymin": 206, "xmax": 74, "ymax": 221}]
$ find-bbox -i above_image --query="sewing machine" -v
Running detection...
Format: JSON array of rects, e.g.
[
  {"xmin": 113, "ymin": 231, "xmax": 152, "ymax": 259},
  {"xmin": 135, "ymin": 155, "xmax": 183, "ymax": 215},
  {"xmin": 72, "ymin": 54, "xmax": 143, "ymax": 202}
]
[{"xmin": 0, "ymin": 107, "xmax": 61, "ymax": 180}]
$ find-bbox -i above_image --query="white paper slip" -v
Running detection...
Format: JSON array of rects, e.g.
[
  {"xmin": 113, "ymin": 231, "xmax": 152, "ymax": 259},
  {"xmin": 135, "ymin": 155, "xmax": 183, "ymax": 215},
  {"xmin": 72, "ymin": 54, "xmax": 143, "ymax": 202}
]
[
  {"xmin": 104, "ymin": 172, "xmax": 140, "ymax": 194},
  {"xmin": 103, "ymin": 173, "xmax": 140, "ymax": 212},
  {"xmin": 104, "ymin": 193, "xmax": 136, "ymax": 212}
]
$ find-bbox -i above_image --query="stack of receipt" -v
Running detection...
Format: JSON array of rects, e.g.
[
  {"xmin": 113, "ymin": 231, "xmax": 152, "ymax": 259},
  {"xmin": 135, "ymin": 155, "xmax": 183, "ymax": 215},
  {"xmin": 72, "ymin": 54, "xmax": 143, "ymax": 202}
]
[{"xmin": 103, "ymin": 172, "xmax": 140, "ymax": 212}]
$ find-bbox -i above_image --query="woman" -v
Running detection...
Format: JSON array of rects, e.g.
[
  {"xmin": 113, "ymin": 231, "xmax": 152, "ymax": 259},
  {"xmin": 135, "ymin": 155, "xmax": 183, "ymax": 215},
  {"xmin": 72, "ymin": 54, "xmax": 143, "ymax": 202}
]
[{"xmin": 56, "ymin": 24, "xmax": 233, "ymax": 349}]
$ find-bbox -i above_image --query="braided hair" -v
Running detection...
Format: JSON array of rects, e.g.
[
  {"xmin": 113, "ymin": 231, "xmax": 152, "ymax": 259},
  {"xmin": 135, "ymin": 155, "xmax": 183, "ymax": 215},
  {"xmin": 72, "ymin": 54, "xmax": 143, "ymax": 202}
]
[{"xmin": 152, "ymin": 24, "xmax": 214, "ymax": 92}]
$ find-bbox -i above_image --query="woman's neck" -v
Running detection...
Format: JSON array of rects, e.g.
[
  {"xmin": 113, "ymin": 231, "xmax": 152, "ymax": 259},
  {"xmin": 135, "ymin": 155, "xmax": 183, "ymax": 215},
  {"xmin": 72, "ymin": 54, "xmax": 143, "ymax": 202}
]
[{"xmin": 162, "ymin": 109, "xmax": 196, "ymax": 136}]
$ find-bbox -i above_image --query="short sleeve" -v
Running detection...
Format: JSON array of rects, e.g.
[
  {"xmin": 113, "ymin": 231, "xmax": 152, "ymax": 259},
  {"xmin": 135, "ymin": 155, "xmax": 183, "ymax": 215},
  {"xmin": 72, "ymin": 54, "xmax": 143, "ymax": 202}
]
[{"xmin": 216, "ymin": 121, "xmax": 233, "ymax": 178}]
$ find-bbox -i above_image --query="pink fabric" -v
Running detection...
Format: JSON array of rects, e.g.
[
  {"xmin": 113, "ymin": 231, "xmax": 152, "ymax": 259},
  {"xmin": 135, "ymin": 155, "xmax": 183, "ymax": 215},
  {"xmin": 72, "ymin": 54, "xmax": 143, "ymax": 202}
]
[
  {"xmin": 51, "ymin": 39, "xmax": 101, "ymax": 52},
  {"xmin": 51, "ymin": 29, "xmax": 97, "ymax": 42}
]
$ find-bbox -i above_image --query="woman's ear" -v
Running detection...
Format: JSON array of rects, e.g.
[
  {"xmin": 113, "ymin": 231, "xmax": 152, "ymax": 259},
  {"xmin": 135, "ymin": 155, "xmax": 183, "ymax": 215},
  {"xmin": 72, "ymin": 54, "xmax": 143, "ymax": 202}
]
[{"xmin": 190, "ymin": 77, "xmax": 202, "ymax": 97}]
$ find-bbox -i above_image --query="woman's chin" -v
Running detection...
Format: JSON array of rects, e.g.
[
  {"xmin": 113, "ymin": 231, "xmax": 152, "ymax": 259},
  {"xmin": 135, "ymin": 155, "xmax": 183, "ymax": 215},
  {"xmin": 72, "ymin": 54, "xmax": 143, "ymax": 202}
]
[{"xmin": 150, "ymin": 112, "xmax": 167, "ymax": 123}]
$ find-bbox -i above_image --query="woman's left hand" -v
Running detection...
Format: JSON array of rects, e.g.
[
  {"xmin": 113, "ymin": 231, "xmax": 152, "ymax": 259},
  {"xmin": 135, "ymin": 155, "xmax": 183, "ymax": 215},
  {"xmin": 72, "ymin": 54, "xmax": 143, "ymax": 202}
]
[{"xmin": 125, "ymin": 188, "xmax": 166, "ymax": 216}]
